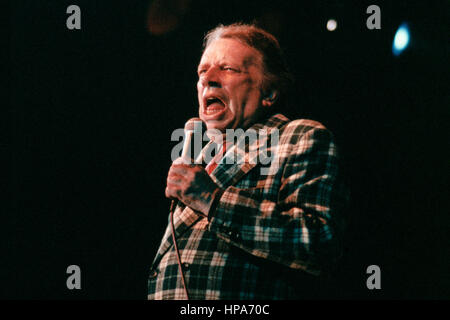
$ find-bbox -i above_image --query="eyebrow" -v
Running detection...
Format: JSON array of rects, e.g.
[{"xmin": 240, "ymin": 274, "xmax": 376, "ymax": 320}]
[
  {"xmin": 197, "ymin": 63, "xmax": 208, "ymax": 72},
  {"xmin": 197, "ymin": 54, "xmax": 259, "ymax": 73}
]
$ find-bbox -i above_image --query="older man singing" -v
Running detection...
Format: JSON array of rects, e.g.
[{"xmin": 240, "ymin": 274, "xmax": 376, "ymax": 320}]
[{"xmin": 148, "ymin": 23, "xmax": 348, "ymax": 300}]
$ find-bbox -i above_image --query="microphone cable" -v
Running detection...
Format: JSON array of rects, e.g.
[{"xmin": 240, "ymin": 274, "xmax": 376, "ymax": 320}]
[{"xmin": 169, "ymin": 200, "xmax": 190, "ymax": 300}]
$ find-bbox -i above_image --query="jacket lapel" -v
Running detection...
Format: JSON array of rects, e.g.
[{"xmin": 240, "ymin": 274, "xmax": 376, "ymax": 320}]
[{"xmin": 210, "ymin": 113, "xmax": 289, "ymax": 189}]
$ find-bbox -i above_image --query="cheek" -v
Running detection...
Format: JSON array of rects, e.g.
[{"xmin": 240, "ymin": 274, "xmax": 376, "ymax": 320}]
[
  {"xmin": 225, "ymin": 78, "xmax": 261, "ymax": 116},
  {"xmin": 197, "ymin": 88, "xmax": 203, "ymax": 105},
  {"xmin": 240, "ymin": 86, "xmax": 261, "ymax": 106}
]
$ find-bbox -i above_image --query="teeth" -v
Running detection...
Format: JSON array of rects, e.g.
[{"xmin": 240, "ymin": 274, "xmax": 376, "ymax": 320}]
[
  {"xmin": 204, "ymin": 96, "xmax": 225, "ymax": 115},
  {"xmin": 205, "ymin": 105, "xmax": 225, "ymax": 115}
]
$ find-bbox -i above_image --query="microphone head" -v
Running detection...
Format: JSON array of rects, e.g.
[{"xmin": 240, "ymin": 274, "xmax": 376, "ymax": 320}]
[{"xmin": 184, "ymin": 117, "xmax": 206, "ymax": 133}]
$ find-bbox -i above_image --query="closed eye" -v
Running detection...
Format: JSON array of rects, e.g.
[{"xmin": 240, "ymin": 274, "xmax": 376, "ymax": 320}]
[{"xmin": 220, "ymin": 65, "xmax": 240, "ymax": 72}]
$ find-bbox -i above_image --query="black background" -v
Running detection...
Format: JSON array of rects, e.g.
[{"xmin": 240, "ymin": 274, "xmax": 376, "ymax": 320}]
[{"xmin": 7, "ymin": 0, "xmax": 449, "ymax": 299}]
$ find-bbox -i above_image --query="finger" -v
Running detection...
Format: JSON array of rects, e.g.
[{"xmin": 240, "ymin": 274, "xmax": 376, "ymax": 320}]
[
  {"xmin": 165, "ymin": 186, "xmax": 172, "ymax": 199},
  {"xmin": 172, "ymin": 157, "xmax": 184, "ymax": 165},
  {"xmin": 167, "ymin": 177, "xmax": 183, "ymax": 186},
  {"xmin": 165, "ymin": 184, "xmax": 181, "ymax": 199},
  {"xmin": 171, "ymin": 164, "xmax": 201, "ymax": 175},
  {"xmin": 167, "ymin": 172, "xmax": 184, "ymax": 184},
  {"xmin": 172, "ymin": 157, "xmax": 197, "ymax": 165},
  {"xmin": 170, "ymin": 165, "xmax": 189, "ymax": 176}
]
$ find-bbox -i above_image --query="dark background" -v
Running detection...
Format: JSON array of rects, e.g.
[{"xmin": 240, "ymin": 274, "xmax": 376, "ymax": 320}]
[{"xmin": 7, "ymin": 0, "xmax": 449, "ymax": 299}]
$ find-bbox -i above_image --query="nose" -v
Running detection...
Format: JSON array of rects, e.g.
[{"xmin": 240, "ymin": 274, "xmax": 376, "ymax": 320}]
[{"xmin": 199, "ymin": 67, "xmax": 221, "ymax": 88}]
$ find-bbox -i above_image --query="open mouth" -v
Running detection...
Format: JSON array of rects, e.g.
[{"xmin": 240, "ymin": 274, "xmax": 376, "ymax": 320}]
[{"xmin": 204, "ymin": 97, "xmax": 226, "ymax": 116}]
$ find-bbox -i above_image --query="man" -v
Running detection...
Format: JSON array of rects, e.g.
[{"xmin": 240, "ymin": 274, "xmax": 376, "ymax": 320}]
[{"xmin": 148, "ymin": 23, "xmax": 348, "ymax": 300}]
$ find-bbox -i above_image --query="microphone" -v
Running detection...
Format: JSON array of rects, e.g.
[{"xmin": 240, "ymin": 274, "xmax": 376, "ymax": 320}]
[
  {"xmin": 180, "ymin": 117, "xmax": 206, "ymax": 164},
  {"xmin": 170, "ymin": 117, "xmax": 206, "ymax": 212}
]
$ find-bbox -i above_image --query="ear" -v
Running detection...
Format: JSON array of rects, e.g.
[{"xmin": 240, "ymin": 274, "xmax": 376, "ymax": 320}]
[{"xmin": 262, "ymin": 90, "xmax": 278, "ymax": 107}]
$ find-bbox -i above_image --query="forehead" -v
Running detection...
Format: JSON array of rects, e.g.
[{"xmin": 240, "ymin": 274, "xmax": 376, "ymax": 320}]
[{"xmin": 199, "ymin": 38, "xmax": 263, "ymax": 68}]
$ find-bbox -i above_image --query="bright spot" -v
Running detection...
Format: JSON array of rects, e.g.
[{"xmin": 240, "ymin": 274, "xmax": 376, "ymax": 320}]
[
  {"xmin": 326, "ymin": 19, "xmax": 337, "ymax": 31},
  {"xmin": 393, "ymin": 23, "xmax": 410, "ymax": 56}
]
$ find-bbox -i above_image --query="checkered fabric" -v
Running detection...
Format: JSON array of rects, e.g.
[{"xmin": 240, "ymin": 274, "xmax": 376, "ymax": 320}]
[{"xmin": 148, "ymin": 113, "xmax": 348, "ymax": 300}]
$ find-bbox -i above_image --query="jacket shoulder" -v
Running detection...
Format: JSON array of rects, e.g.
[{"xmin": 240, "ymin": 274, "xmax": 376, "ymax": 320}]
[
  {"xmin": 278, "ymin": 118, "xmax": 331, "ymax": 141},
  {"xmin": 284, "ymin": 119, "xmax": 327, "ymax": 131},
  {"xmin": 266, "ymin": 114, "xmax": 327, "ymax": 132}
]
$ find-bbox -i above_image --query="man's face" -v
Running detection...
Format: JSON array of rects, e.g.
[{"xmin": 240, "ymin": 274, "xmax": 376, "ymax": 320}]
[{"xmin": 197, "ymin": 38, "xmax": 266, "ymax": 132}]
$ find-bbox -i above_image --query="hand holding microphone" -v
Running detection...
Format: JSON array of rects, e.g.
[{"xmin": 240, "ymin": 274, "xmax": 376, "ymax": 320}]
[{"xmin": 166, "ymin": 118, "xmax": 222, "ymax": 216}]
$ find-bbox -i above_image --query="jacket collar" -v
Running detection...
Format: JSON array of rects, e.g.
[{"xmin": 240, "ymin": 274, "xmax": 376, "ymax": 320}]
[{"xmin": 209, "ymin": 113, "xmax": 290, "ymax": 189}]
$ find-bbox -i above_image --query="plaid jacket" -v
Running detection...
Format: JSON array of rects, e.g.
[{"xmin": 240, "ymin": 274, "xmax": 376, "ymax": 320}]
[{"xmin": 148, "ymin": 113, "xmax": 348, "ymax": 300}]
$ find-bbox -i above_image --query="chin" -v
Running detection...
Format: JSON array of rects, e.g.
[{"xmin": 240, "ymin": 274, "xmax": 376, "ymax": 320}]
[
  {"xmin": 204, "ymin": 122, "xmax": 227, "ymax": 132},
  {"xmin": 200, "ymin": 116, "xmax": 231, "ymax": 132}
]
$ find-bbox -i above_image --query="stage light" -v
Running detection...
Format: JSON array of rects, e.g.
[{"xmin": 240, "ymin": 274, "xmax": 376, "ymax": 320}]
[
  {"xmin": 393, "ymin": 23, "xmax": 410, "ymax": 56},
  {"xmin": 326, "ymin": 19, "xmax": 337, "ymax": 31}
]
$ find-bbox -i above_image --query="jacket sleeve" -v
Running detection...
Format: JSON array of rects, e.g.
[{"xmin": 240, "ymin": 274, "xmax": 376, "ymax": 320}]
[{"xmin": 207, "ymin": 126, "xmax": 348, "ymax": 276}]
